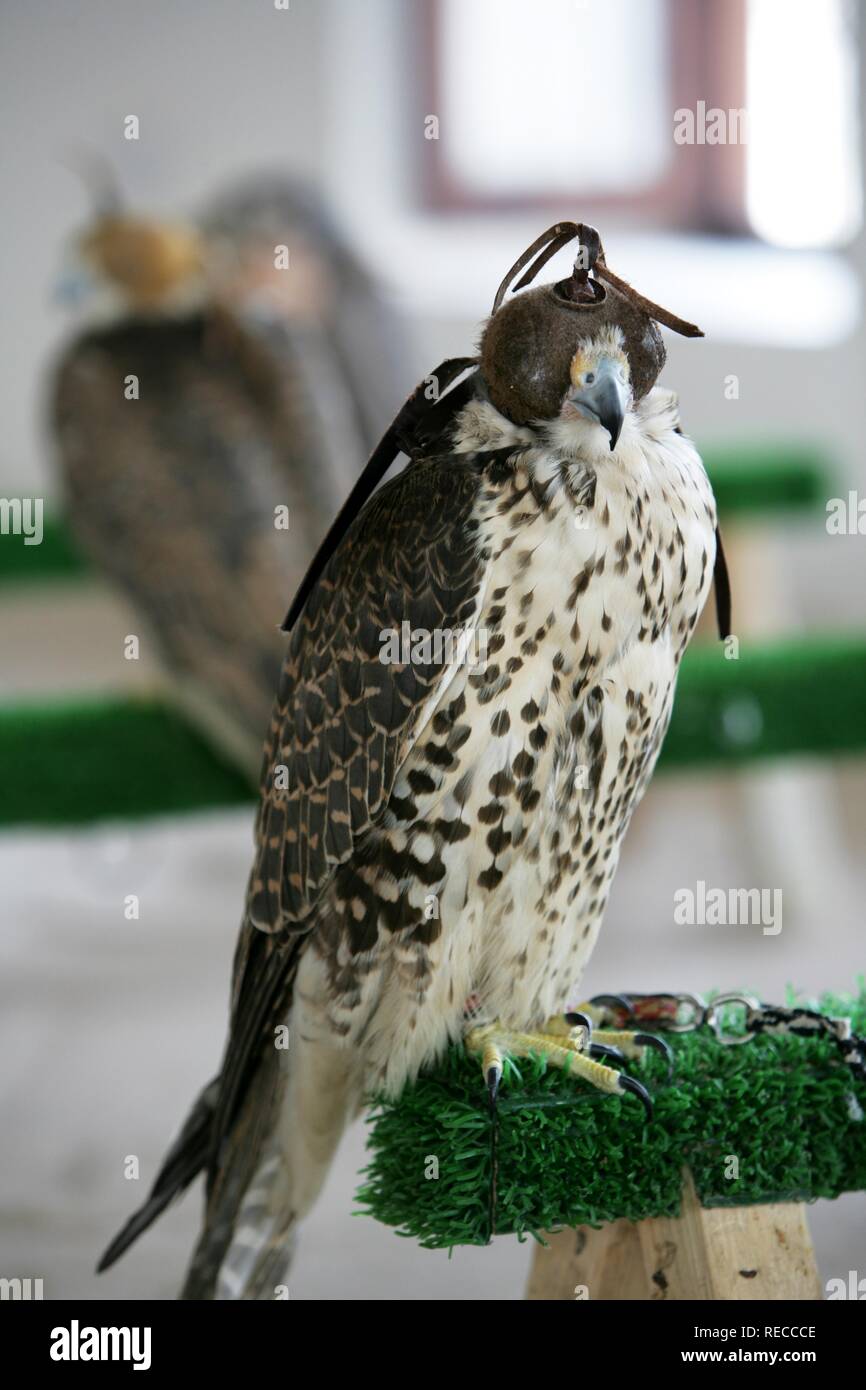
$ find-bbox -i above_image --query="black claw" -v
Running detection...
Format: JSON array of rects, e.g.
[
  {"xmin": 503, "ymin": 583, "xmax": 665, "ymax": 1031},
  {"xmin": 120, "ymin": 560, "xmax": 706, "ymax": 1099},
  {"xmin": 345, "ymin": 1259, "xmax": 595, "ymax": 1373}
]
[
  {"xmin": 486, "ymin": 1065, "xmax": 502, "ymax": 1111},
  {"xmin": 588, "ymin": 993, "xmax": 633, "ymax": 1025},
  {"xmin": 564, "ymin": 1011, "xmax": 592, "ymax": 1032},
  {"xmin": 619, "ymin": 1073, "xmax": 654, "ymax": 1122},
  {"xmin": 633, "ymin": 1031, "xmax": 674, "ymax": 1082},
  {"xmin": 590, "ymin": 1042, "xmax": 625, "ymax": 1063}
]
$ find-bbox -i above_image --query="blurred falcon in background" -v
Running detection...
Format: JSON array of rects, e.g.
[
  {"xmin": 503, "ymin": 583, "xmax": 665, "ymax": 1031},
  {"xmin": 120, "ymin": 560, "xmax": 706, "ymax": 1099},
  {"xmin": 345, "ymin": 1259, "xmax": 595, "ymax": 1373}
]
[
  {"xmin": 98, "ymin": 223, "xmax": 729, "ymax": 1298},
  {"xmin": 51, "ymin": 167, "xmax": 406, "ymax": 775},
  {"xmin": 200, "ymin": 174, "xmax": 407, "ymax": 462}
]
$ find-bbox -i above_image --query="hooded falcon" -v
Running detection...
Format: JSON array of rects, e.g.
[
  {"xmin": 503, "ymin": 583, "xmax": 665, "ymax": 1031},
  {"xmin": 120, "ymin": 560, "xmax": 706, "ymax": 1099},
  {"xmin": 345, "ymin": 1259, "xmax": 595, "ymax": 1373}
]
[
  {"xmin": 51, "ymin": 170, "xmax": 403, "ymax": 776},
  {"xmin": 98, "ymin": 222, "xmax": 730, "ymax": 1298}
]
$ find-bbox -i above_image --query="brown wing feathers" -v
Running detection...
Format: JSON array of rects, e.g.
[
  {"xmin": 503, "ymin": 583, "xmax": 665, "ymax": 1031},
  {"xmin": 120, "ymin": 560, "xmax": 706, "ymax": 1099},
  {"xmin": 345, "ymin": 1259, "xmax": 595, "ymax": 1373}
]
[
  {"xmin": 204, "ymin": 450, "xmax": 489, "ymax": 1206},
  {"xmin": 97, "ymin": 379, "xmax": 498, "ymax": 1278},
  {"xmin": 249, "ymin": 451, "xmax": 487, "ymax": 937}
]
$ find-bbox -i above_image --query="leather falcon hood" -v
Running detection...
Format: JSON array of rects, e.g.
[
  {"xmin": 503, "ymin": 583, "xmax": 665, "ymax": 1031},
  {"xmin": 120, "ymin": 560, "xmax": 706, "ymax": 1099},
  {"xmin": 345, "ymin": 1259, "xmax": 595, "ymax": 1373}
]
[{"xmin": 480, "ymin": 221, "xmax": 703, "ymax": 423}]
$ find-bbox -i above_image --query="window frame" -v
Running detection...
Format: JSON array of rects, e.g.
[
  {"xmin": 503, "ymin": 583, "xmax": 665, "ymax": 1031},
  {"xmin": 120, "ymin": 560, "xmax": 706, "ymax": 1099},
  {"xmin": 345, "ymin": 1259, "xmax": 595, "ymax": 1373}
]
[{"xmin": 417, "ymin": 0, "xmax": 749, "ymax": 233}]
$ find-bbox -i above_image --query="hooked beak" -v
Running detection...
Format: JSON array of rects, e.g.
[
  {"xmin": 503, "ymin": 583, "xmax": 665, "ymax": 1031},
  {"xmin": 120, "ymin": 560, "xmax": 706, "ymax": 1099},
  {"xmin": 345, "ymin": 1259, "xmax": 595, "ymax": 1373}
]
[{"xmin": 568, "ymin": 358, "xmax": 628, "ymax": 450}]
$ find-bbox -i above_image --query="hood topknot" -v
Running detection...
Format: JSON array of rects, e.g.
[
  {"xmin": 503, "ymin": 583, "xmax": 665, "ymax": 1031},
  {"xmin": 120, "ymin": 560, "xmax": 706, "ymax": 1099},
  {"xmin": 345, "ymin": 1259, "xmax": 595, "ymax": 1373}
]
[{"xmin": 479, "ymin": 221, "xmax": 702, "ymax": 426}]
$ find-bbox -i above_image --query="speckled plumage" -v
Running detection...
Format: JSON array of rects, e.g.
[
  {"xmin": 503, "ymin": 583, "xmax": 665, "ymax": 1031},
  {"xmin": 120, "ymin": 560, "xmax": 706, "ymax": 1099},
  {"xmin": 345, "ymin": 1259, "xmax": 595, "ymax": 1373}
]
[
  {"xmin": 185, "ymin": 378, "xmax": 716, "ymax": 1296},
  {"xmin": 98, "ymin": 328, "xmax": 718, "ymax": 1299}
]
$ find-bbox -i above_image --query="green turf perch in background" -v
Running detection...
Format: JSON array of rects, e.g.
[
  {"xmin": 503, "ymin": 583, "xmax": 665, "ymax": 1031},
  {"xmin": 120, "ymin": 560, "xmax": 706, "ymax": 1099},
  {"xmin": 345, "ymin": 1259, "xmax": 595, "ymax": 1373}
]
[
  {"xmin": 0, "ymin": 441, "xmax": 834, "ymax": 588},
  {"xmin": 1, "ymin": 442, "xmax": 860, "ymax": 826},
  {"xmin": 357, "ymin": 988, "xmax": 865, "ymax": 1299},
  {"xmin": 2, "ymin": 634, "xmax": 866, "ymax": 827}
]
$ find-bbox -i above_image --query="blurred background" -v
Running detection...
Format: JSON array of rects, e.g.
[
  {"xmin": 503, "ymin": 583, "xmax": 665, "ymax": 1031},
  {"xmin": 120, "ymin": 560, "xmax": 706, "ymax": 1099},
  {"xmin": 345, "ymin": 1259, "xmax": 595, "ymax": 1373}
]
[{"xmin": 1, "ymin": 0, "xmax": 864, "ymax": 1300}]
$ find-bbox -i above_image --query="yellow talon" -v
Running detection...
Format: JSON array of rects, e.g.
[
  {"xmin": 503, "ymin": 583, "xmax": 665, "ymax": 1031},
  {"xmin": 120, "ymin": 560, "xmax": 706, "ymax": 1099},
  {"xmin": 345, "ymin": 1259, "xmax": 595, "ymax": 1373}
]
[
  {"xmin": 593, "ymin": 1028, "xmax": 648, "ymax": 1059},
  {"xmin": 464, "ymin": 1014, "xmax": 656, "ymax": 1119}
]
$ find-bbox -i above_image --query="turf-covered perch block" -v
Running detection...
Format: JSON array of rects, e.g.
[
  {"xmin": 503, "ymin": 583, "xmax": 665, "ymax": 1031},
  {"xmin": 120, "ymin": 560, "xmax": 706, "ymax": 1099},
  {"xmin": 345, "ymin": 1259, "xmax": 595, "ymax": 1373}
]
[
  {"xmin": 0, "ymin": 695, "xmax": 253, "ymax": 826},
  {"xmin": 2, "ymin": 634, "xmax": 866, "ymax": 827},
  {"xmin": 355, "ymin": 990, "xmax": 866, "ymax": 1249}
]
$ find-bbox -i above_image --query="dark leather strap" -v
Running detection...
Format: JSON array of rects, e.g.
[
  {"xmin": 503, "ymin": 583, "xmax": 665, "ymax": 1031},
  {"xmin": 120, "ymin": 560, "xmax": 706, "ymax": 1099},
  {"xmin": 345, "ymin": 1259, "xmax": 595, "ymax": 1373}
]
[
  {"xmin": 281, "ymin": 357, "xmax": 478, "ymax": 632},
  {"xmin": 713, "ymin": 526, "xmax": 732, "ymax": 640}
]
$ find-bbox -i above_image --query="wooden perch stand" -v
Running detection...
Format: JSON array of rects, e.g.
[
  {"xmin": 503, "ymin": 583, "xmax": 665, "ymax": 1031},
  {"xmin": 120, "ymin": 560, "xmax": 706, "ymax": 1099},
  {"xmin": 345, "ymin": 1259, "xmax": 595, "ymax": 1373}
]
[{"xmin": 525, "ymin": 1171, "xmax": 822, "ymax": 1300}]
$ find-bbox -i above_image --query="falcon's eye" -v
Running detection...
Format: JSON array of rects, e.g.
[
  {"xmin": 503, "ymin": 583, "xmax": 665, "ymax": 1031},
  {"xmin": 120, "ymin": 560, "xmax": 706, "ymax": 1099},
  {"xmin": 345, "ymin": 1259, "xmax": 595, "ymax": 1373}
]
[{"xmin": 584, "ymin": 372, "xmax": 595, "ymax": 385}]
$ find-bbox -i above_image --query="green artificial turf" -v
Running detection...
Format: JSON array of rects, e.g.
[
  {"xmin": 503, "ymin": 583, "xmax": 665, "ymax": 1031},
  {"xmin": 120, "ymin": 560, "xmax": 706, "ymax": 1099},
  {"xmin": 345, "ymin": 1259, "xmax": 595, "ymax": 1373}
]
[
  {"xmin": 0, "ymin": 446, "xmax": 835, "ymax": 591},
  {"xmin": 0, "ymin": 694, "xmax": 253, "ymax": 826},
  {"xmin": 0, "ymin": 514, "xmax": 88, "ymax": 583},
  {"xmin": 356, "ymin": 988, "xmax": 866, "ymax": 1249},
  {"xmin": 702, "ymin": 442, "xmax": 834, "ymax": 518},
  {"xmin": 659, "ymin": 632, "xmax": 866, "ymax": 768},
  {"xmin": 2, "ymin": 634, "xmax": 864, "ymax": 827}
]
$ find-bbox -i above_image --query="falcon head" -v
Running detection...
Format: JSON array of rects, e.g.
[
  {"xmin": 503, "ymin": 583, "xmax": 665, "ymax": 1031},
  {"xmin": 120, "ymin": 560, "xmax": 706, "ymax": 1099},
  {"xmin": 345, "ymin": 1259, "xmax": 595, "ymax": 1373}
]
[
  {"xmin": 57, "ymin": 152, "xmax": 205, "ymax": 314},
  {"xmin": 560, "ymin": 326, "xmax": 631, "ymax": 450},
  {"xmin": 79, "ymin": 216, "xmax": 205, "ymax": 311},
  {"xmin": 57, "ymin": 213, "xmax": 205, "ymax": 316}
]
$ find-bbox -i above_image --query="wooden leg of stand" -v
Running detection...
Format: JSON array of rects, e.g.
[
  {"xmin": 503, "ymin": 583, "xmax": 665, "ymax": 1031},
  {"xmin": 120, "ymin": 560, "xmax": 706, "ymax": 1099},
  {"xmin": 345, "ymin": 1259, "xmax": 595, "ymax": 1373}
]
[
  {"xmin": 525, "ymin": 1219, "xmax": 646, "ymax": 1300},
  {"xmin": 525, "ymin": 1171, "xmax": 822, "ymax": 1300}
]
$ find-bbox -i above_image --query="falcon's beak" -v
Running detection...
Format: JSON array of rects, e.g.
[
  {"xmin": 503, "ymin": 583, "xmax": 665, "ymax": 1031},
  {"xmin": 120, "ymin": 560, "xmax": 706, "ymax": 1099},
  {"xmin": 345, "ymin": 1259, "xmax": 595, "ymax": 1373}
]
[
  {"xmin": 54, "ymin": 254, "xmax": 97, "ymax": 307},
  {"xmin": 568, "ymin": 357, "xmax": 628, "ymax": 451}
]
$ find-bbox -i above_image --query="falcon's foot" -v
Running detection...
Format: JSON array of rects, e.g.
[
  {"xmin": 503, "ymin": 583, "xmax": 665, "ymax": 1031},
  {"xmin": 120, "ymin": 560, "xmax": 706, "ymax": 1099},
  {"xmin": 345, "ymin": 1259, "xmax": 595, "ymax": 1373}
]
[{"xmin": 464, "ymin": 1007, "xmax": 671, "ymax": 1121}]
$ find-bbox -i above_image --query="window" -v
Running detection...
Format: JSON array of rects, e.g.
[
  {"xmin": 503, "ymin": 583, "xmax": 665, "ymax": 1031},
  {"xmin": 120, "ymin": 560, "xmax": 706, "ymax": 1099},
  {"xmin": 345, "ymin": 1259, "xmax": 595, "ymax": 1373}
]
[
  {"xmin": 746, "ymin": 0, "xmax": 861, "ymax": 248},
  {"xmin": 434, "ymin": 0, "xmax": 670, "ymax": 200},
  {"xmin": 419, "ymin": 0, "xmax": 861, "ymax": 248}
]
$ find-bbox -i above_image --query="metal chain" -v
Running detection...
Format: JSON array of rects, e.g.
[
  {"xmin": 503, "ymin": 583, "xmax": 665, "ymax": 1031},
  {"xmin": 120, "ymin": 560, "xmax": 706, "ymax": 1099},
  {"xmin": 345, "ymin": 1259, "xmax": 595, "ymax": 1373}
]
[{"xmin": 591, "ymin": 991, "xmax": 866, "ymax": 1082}]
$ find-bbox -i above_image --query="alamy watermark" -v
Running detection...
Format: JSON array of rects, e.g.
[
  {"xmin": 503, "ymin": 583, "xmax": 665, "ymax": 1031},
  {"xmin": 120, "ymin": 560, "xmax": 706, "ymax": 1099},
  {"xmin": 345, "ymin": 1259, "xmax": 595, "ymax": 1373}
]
[
  {"xmin": 0, "ymin": 1276, "xmax": 44, "ymax": 1299},
  {"xmin": 826, "ymin": 491, "xmax": 866, "ymax": 535},
  {"xmin": 0, "ymin": 497, "xmax": 43, "ymax": 546},
  {"xmin": 50, "ymin": 1321, "xmax": 151, "ymax": 1370},
  {"xmin": 674, "ymin": 880, "xmax": 782, "ymax": 936},
  {"xmin": 379, "ymin": 621, "xmax": 489, "ymax": 673},
  {"xmin": 826, "ymin": 1271, "xmax": 866, "ymax": 1299},
  {"xmin": 674, "ymin": 102, "xmax": 748, "ymax": 145}
]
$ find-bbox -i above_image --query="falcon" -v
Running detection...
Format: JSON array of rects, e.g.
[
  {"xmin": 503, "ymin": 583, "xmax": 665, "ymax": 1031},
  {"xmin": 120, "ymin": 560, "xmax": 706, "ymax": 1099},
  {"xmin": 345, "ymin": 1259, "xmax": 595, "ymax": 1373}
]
[
  {"xmin": 51, "ymin": 169, "xmax": 402, "ymax": 775},
  {"xmin": 98, "ymin": 222, "xmax": 730, "ymax": 1298}
]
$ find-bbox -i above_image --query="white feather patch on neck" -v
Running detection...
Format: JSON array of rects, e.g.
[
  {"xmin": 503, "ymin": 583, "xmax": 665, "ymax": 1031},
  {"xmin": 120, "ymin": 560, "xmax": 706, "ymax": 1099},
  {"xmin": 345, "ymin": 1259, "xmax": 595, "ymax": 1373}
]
[
  {"xmin": 451, "ymin": 397, "xmax": 536, "ymax": 455},
  {"xmin": 634, "ymin": 385, "xmax": 683, "ymax": 440}
]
